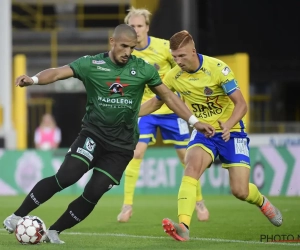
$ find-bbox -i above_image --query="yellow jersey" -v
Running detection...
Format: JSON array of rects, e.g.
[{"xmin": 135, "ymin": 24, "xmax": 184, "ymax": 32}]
[
  {"xmin": 163, "ymin": 54, "xmax": 246, "ymax": 132},
  {"xmin": 132, "ymin": 36, "xmax": 176, "ymax": 115}
]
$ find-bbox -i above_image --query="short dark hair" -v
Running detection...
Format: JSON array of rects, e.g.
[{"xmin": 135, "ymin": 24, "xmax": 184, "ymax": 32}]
[{"xmin": 113, "ymin": 24, "xmax": 137, "ymax": 39}]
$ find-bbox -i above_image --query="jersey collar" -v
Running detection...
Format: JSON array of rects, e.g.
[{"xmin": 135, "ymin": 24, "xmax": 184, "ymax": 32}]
[
  {"xmin": 188, "ymin": 53, "xmax": 203, "ymax": 74},
  {"xmin": 134, "ymin": 36, "xmax": 151, "ymax": 51}
]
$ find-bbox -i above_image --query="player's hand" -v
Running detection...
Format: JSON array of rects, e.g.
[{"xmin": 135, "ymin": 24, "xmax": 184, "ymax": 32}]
[
  {"xmin": 194, "ymin": 122, "xmax": 215, "ymax": 138},
  {"xmin": 218, "ymin": 120, "xmax": 230, "ymax": 142},
  {"xmin": 15, "ymin": 75, "xmax": 34, "ymax": 87}
]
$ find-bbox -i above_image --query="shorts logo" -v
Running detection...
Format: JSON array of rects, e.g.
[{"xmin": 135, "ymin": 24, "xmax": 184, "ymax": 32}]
[
  {"xmin": 76, "ymin": 147, "xmax": 94, "ymax": 161},
  {"xmin": 189, "ymin": 129, "xmax": 197, "ymax": 141},
  {"xmin": 234, "ymin": 138, "xmax": 249, "ymax": 157},
  {"xmin": 84, "ymin": 137, "xmax": 96, "ymax": 153},
  {"xmin": 177, "ymin": 118, "xmax": 189, "ymax": 135},
  {"xmin": 204, "ymin": 86, "xmax": 213, "ymax": 96}
]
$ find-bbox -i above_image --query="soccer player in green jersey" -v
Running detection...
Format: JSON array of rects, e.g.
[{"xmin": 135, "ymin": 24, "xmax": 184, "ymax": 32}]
[
  {"xmin": 3, "ymin": 25, "xmax": 215, "ymax": 244},
  {"xmin": 140, "ymin": 30, "xmax": 283, "ymax": 241}
]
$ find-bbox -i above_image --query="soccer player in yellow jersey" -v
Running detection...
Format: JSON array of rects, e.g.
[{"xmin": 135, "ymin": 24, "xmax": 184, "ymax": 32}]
[
  {"xmin": 117, "ymin": 8, "xmax": 209, "ymax": 223},
  {"xmin": 140, "ymin": 30, "xmax": 283, "ymax": 241}
]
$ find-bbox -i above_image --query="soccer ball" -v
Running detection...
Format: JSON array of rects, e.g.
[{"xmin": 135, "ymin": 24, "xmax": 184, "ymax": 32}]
[{"xmin": 15, "ymin": 215, "xmax": 46, "ymax": 244}]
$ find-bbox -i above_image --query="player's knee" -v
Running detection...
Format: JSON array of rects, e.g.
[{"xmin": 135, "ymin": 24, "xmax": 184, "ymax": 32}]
[
  {"xmin": 56, "ymin": 155, "xmax": 89, "ymax": 189},
  {"xmin": 231, "ymin": 187, "xmax": 249, "ymax": 200},
  {"xmin": 184, "ymin": 164, "xmax": 206, "ymax": 180},
  {"xmin": 133, "ymin": 148, "xmax": 145, "ymax": 159},
  {"xmin": 82, "ymin": 172, "xmax": 116, "ymax": 204}
]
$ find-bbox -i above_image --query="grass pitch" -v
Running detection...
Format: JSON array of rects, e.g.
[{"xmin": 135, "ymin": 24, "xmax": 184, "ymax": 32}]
[{"xmin": 0, "ymin": 195, "xmax": 299, "ymax": 249}]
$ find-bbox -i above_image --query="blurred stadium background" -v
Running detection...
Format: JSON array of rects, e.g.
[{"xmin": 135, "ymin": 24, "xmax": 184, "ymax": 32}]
[
  {"xmin": 0, "ymin": 0, "xmax": 299, "ymax": 194},
  {"xmin": 0, "ymin": 1, "xmax": 299, "ymax": 248},
  {"xmin": 1, "ymin": 0, "xmax": 300, "ymax": 196}
]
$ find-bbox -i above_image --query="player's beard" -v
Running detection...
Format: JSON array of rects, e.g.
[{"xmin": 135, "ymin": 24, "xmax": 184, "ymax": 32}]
[{"xmin": 113, "ymin": 54, "xmax": 129, "ymax": 66}]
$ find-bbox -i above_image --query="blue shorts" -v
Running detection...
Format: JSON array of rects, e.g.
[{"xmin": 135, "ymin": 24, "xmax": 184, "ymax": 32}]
[
  {"xmin": 188, "ymin": 130, "xmax": 250, "ymax": 168},
  {"xmin": 138, "ymin": 113, "xmax": 190, "ymax": 149}
]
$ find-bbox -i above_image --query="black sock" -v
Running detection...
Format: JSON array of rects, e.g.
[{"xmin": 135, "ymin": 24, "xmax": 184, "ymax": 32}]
[
  {"xmin": 181, "ymin": 222, "xmax": 189, "ymax": 230},
  {"xmin": 49, "ymin": 195, "xmax": 96, "ymax": 233},
  {"xmin": 14, "ymin": 176, "xmax": 62, "ymax": 217}
]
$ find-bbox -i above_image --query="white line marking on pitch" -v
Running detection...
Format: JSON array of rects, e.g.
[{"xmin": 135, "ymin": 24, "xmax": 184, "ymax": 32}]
[{"xmin": 0, "ymin": 229, "xmax": 299, "ymax": 247}]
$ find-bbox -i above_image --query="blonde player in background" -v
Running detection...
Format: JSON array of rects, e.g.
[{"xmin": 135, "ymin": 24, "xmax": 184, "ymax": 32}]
[
  {"xmin": 139, "ymin": 30, "xmax": 283, "ymax": 241},
  {"xmin": 117, "ymin": 7, "xmax": 209, "ymax": 223}
]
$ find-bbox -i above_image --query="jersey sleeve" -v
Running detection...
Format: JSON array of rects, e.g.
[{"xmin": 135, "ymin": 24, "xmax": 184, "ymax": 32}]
[
  {"xmin": 163, "ymin": 70, "xmax": 176, "ymax": 92},
  {"xmin": 68, "ymin": 55, "xmax": 91, "ymax": 83},
  {"xmin": 218, "ymin": 64, "xmax": 239, "ymax": 95},
  {"xmin": 145, "ymin": 63, "xmax": 163, "ymax": 87},
  {"xmin": 155, "ymin": 70, "xmax": 176, "ymax": 100}
]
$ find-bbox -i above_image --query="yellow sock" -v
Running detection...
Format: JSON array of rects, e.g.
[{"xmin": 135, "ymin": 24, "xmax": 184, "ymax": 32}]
[
  {"xmin": 245, "ymin": 183, "xmax": 264, "ymax": 206},
  {"xmin": 124, "ymin": 158, "xmax": 142, "ymax": 205},
  {"xmin": 196, "ymin": 179, "xmax": 203, "ymax": 202},
  {"xmin": 181, "ymin": 164, "xmax": 203, "ymax": 202},
  {"xmin": 178, "ymin": 176, "xmax": 198, "ymax": 227}
]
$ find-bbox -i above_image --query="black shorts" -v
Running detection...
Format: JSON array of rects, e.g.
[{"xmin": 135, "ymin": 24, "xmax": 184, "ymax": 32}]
[{"xmin": 66, "ymin": 130, "xmax": 134, "ymax": 185}]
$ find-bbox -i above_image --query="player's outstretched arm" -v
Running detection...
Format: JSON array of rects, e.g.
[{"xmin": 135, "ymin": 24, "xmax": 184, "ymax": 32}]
[
  {"xmin": 139, "ymin": 97, "xmax": 164, "ymax": 117},
  {"xmin": 150, "ymin": 84, "xmax": 215, "ymax": 137},
  {"xmin": 15, "ymin": 65, "xmax": 74, "ymax": 87},
  {"xmin": 150, "ymin": 83, "xmax": 193, "ymax": 122}
]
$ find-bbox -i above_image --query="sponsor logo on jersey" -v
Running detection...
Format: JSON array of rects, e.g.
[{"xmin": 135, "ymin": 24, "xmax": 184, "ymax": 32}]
[
  {"xmin": 106, "ymin": 77, "xmax": 129, "ymax": 96},
  {"xmin": 221, "ymin": 66, "xmax": 231, "ymax": 76},
  {"xmin": 181, "ymin": 91, "xmax": 191, "ymax": 96},
  {"xmin": 189, "ymin": 78, "xmax": 199, "ymax": 81},
  {"xmin": 204, "ymin": 87, "xmax": 213, "ymax": 96},
  {"xmin": 200, "ymin": 67, "xmax": 211, "ymax": 76},
  {"xmin": 92, "ymin": 60, "xmax": 106, "ymax": 64},
  {"xmin": 148, "ymin": 46, "xmax": 158, "ymax": 54},
  {"xmin": 98, "ymin": 96, "xmax": 133, "ymax": 105},
  {"xmin": 191, "ymin": 96, "xmax": 223, "ymax": 119},
  {"xmin": 175, "ymin": 70, "xmax": 183, "ymax": 80},
  {"xmin": 83, "ymin": 137, "xmax": 96, "ymax": 153},
  {"xmin": 97, "ymin": 66, "xmax": 111, "ymax": 71},
  {"xmin": 76, "ymin": 147, "xmax": 94, "ymax": 161}
]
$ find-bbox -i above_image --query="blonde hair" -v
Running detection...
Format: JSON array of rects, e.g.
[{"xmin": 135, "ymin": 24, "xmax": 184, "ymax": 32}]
[
  {"xmin": 124, "ymin": 7, "xmax": 152, "ymax": 25},
  {"xmin": 170, "ymin": 30, "xmax": 194, "ymax": 50}
]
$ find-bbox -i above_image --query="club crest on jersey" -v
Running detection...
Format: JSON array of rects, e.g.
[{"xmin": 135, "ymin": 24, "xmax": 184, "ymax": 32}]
[
  {"xmin": 130, "ymin": 68, "xmax": 137, "ymax": 76},
  {"xmin": 83, "ymin": 137, "xmax": 96, "ymax": 153},
  {"xmin": 106, "ymin": 77, "xmax": 129, "ymax": 96},
  {"xmin": 204, "ymin": 87, "xmax": 213, "ymax": 96}
]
